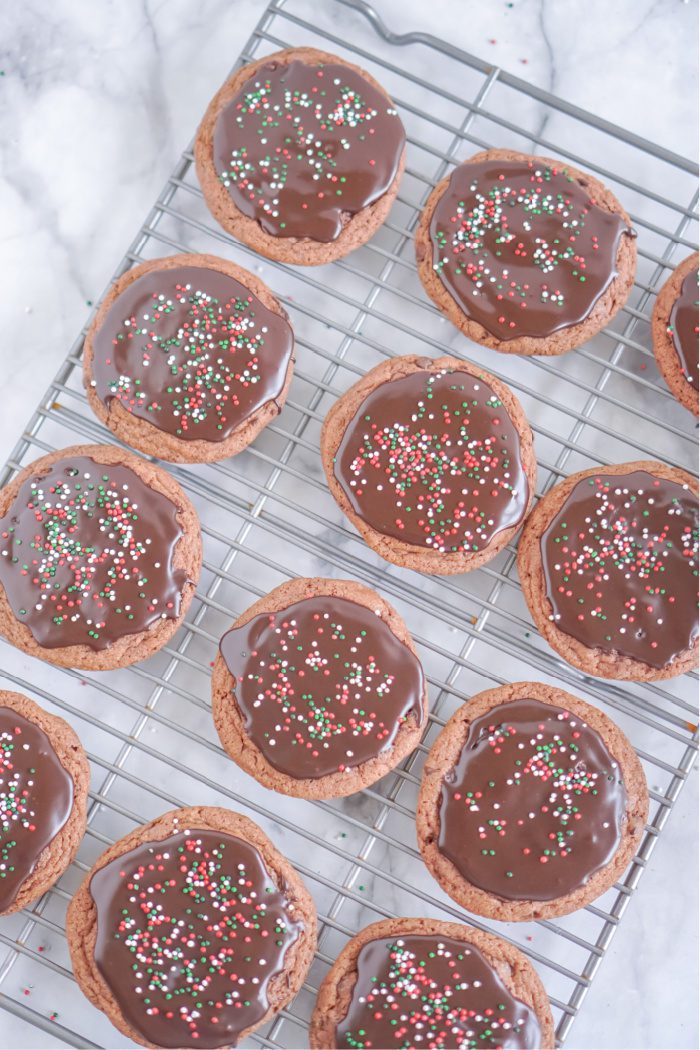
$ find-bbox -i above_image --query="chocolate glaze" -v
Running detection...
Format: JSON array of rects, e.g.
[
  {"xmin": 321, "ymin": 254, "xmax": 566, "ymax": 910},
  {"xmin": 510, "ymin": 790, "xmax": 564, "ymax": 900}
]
[
  {"xmin": 541, "ymin": 469, "xmax": 699, "ymax": 668},
  {"xmin": 430, "ymin": 157, "xmax": 632, "ymax": 341},
  {"xmin": 0, "ymin": 707, "xmax": 74, "ymax": 912},
  {"xmin": 438, "ymin": 699, "xmax": 627, "ymax": 902},
  {"xmin": 219, "ymin": 594, "xmax": 425, "ymax": 780},
  {"xmin": 0, "ymin": 455, "xmax": 188, "ymax": 651},
  {"xmin": 214, "ymin": 59, "xmax": 405, "ymax": 242},
  {"xmin": 668, "ymin": 267, "xmax": 699, "ymax": 393},
  {"xmin": 333, "ymin": 367, "xmax": 530, "ymax": 554},
  {"xmin": 91, "ymin": 265, "xmax": 293, "ymax": 443},
  {"xmin": 336, "ymin": 932, "xmax": 542, "ymax": 1049},
  {"xmin": 90, "ymin": 827, "xmax": 304, "ymax": 1049}
]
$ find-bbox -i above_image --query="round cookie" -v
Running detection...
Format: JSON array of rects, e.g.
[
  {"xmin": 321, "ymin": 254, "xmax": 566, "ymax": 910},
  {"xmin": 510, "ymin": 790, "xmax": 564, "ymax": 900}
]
[
  {"xmin": 415, "ymin": 149, "xmax": 637, "ymax": 355},
  {"xmin": 66, "ymin": 805, "xmax": 317, "ymax": 1050},
  {"xmin": 212, "ymin": 577, "xmax": 427, "ymax": 799},
  {"xmin": 194, "ymin": 47, "xmax": 406, "ymax": 265},
  {"xmin": 83, "ymin": 253, "xmax": 295, "ymax": 462},
  {"xmin": 651, "ymin": 252, "xmax": 699, "ymax": 416},
  {"xmin": 517, "ymin": 460, "xmax": 699, "ymax": 681},
  {"xmin": 320, "ymin": 355, "xmax": 536, "ymax": 574},
  {"xmin": 417, "ymin": 682, "xmax": 648, "ymax": 922},
  {"xmin": 0, "ymin": 690, "xmax": 89, "ymax": 916},
  {"xmin": 309, "ymin": 917, "xmax": 555, "ymax": 1050},
  {"xmin": 0, "ymin": 444, "xmax": 202, "ymax": 670}
]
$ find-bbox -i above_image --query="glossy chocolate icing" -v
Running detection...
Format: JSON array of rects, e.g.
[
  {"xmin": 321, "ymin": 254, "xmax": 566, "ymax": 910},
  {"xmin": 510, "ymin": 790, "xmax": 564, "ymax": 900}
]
[
  {"xmin": 668, "ymin": 267, "xmax": 699, "ymax": 393},
  {"xmin": 541, "ymin": 469, "xmax": 698, "ymax": 668},
  {"xmin": 333, "ymin": 367, "xmax": 530, "ymax": 554},
  {"xmin": 91, "ymin": 265, "xmax": 293, "ymax": 443},
  {"xmin": 90, "ymin": 827, "xmax": 304, "ymax": 1049},
  {"xmin": 336, "ymin": 932, "xmax": 542, "ymax": 1049},
  {"xmin": 0, "ymin": 455, "xmax": 188, "ymax": 651},
  {"xmin": 438, "ymin": 699, "xmax": 627, "ymax": 902},
  {"xmin": 214, "ymin": 59, "xmax": 405, "ymax": 242},
  {"xmin": 430, "ymin": 157, "xmax": 632, "ymax": 341},
  {"xmin": 0, "ymin": 706, "xmax": 74, "ymax": 911},
  {"xmin": 219, "ymin": 594, "xmax": 425, "ymax": 779}
]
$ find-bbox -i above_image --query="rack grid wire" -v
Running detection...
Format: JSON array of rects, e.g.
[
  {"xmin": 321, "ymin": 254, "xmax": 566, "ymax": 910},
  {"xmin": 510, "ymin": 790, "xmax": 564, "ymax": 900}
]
[{"xmin": 0, "ymin": 1, "xmax": 697, "ymax": 1046}]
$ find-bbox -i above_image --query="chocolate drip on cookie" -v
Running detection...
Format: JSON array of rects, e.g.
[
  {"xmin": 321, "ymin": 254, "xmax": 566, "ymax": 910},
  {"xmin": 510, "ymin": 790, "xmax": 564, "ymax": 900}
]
[
  {"xmin": 668, "ymin": 267, "xmax": 699, "ymax": 393},
  {"xmin": 429, "ymin": 157, "xmax": 631, "ymax": 340},
  {"xmin": 0, "ymin": 707, "xmax": 74, "ymax": 911},
  {"xmin": 0, "ymin": 455, "xmax": 188, "ymax": 650},
  {"xmin": 213, "ymin": 59, "xmax": 405, "ymax": 242},
  {"xmin": 219, "ymin": 594, "xmax": 424, "ymax": 779},
  {"xmin": 89, "ymin": 828, "xmax": 304, "ymax": 1048},
  {"xmin": 438, "ymin": 699, "xmax": 627, "ymax": 901},
  {"xmin": 541, "ymin": 469, "xmax": 699, "ymax": 668},
  {"xmin": 91, "ymin": 265, "xmax": 293, "ymax": 442},
  {"xmin": 333, "ymin": 367, "xmax": 530, "ymax": 553},
  {"xmin": 336, "ymin": 932, "xmax": 542, "ymax": 1049}
]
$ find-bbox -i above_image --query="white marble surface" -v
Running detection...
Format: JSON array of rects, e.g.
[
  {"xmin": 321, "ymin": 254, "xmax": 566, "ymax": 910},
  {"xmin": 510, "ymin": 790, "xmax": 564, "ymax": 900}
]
[{"xmin": 0, "ymin": 1, "xmax": 697, "ymax": 1049}]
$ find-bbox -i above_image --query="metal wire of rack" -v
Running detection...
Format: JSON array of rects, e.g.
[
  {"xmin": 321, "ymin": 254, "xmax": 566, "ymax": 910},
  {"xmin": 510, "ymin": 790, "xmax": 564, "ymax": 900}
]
[{"xmin": 0, "ymin": 0, "xmax": 697, "ymax": 1046}]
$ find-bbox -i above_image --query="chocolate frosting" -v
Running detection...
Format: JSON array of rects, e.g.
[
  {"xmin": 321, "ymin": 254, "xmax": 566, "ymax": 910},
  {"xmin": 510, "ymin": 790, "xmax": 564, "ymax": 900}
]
[
  {"xmin": 90, "ymin": 265, "xmax": 293, "ymax": 442},
  {"xmin": 214, "ymin": 59, "xmax": 405, "ymax": 242},
  {"xmin": 430, "ymin": 157, "xmax": 632, "ymax": 341},
  {"xmin": 0, "ymin": 707, "xmax": 74, "ymax": 911},
  {"xmin": 219, "ymin": 594, "xmax": 425, "ymax": 779},
  {"xmin": 668, "ymin": 267, "xmax": 699, "ymax": 393},
  {"xmin": 541, "ymin": 469, "xmax": 699, "ymax": 668},
  {"xmin": 438, "ymin": 699, "xmax": 627, "ymax": 902},
  {"xmin": 333, "ymin": 367, "xmax": 530, "ymax": 554},
  {"xmin": 90, "ymin": 827, "xmax": 304, "ymax": 1049},
  {"xmin": 0, "ymin": 455, "xmax": 188, "ymax": 651},
  {"xmin": 336, "ymin": 932, "xmax": 542, "ymax": 1049}
]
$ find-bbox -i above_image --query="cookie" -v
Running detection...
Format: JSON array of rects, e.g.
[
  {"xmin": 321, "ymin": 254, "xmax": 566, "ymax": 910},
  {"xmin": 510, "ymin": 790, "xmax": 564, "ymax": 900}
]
[
  {"xmin": 320, "ymin": 355, "xmax": 536, "ymax": 574},
  {"xmin": 212, "ymin": 577, "xmax": 427, "ymax": 799},
  {"xmin": 651, "ymin": 252, "xmax": 699, "ymax": 416},
  {"xmin": 517, "ymin": 460, "xmax": 699, "ymax": 681},
  {"xmin": 67, "ymin": 805, "xmax": 317, "ymax": 1049},
  {"xmin": 309, "ymin": 917, "xmax": 555, "ymax": 1049},
  {"xmin": 0, "ymin": 689, "xmax": 89, "ymax": 916},
  {"xmin": 415, "ymin": 149, "xmax": 637, "ymax": 355},
  {"xmin": 0, "ymin": 444, "xmax": 202, "ymax": 670},
  {"xmin": 194, "ymin": 47, "xmax": 406, "ymax": 265},
  {"xmin": 417, "ymin": 682, "xmax": 648, "ymax": 922},
  {"xmin": 83, "ymin": 253, "xmax": 295, "ymax": 462}
]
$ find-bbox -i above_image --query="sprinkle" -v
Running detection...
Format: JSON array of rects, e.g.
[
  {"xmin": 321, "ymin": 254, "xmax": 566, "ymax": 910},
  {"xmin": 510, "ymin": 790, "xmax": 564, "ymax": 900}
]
[
  {"xmin": 96, "ymin": 276, "xmax": 289, "ymax": 440},
  {"xmin": 336, "ymin": 368, "xmax": 528, "ymax": 555},
  {"xmin": 94, "ymin": 830, "xmax": 302, "ymax": 1043},
  {"xmin": 221, "ymin": 596, "xmax": 422, "ymax": 776},
  {"xmin": 440, "ymin": 699, "xmax": 626, "ymax": 895},
  {"xmin": 542, "ymin": 471, "xmax": 698, "ymax": 666},
  {"xmin": 0, "ymin": 457, "xmax": 184, "ymax": 648},
  {"xmin": 430, "ymin": 157, "xmax": 630, "ymax": 340},
  {"xmin": 216, "ymin": 62, "xmax": 403, "ymax": 240},
  {"xmin": 338, "ymin": 934, "xmax": 536, "ymax": 1047}
]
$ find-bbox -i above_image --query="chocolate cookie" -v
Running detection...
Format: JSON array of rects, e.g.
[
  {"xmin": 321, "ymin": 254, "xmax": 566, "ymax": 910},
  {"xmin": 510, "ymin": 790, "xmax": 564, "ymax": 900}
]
[
  {"xmin": 309, "ymin": 917, "xmax": 555, "ymax": 1050},
  {"xmin": 67, "ymin": 805, "xmax": 317, "ymax": 1049},
  {"xmin": 83, "ymin": 253, "xmax": 295, "ymax": 462},
  {"xmin": 651, "ymin": 252, "xmax": 699, "ymax": 416},
  {"xmin": 194, "ymin": 47, "xmax": 406, "ymax": 265},
  {"xmin": 212, "ymin": 577, "xmax": 427, "ymax": 799},
  {"xmin": 415, "ymin": 149, "xmax": 637, "ymax": 355},
  {"xmin": 0, "ymin": 690, "xmax": 89, "ymax": 916},
  {"xmin": 321, "ymin": 355, "xmax": 536, "ymax": 574},
  {"xmin": 0, "ymin": 444, "xmax": 202, "ymax": 670},
  {"xmin": 417, "ymin": 682, "xmax": 648, "ymax": 922},
  {"xmin": 517, "ymin": 460, "xmax": 699, "ymax": 681}
]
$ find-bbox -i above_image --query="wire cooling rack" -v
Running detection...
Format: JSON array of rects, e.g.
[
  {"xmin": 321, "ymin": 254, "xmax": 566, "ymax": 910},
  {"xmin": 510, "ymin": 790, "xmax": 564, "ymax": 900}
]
[{"xmin": 0, "ymin": 1, "xmax": 697, "ymax": 1046}]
